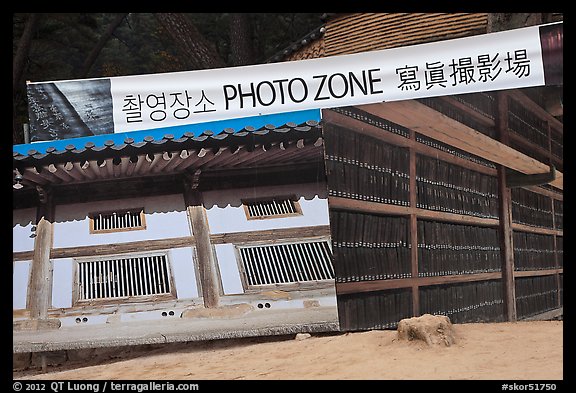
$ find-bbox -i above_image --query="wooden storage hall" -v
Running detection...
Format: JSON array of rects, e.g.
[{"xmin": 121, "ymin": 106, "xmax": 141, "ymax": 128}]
[{"xmin": 285, "ymin": 12, "xmax": 564, "ymax": 330}]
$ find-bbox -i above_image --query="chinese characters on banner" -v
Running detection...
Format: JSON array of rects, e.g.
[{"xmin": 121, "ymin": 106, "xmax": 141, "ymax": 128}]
[{"xmin": 396, "ymin": 49, "xmax": 532, "ymax": 92}]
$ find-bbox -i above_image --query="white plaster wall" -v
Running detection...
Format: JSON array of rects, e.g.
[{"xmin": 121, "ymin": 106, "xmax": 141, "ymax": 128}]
[
  {"xmin": 13, "ymin": 208, "xmax": 36, "ymax": 252},
  {"xmin": 203, "ymin": 183, "xmax": 329, "ymax": 235},
  {"xmin": 52, "ymin": 258, "xmax": 73, "ymax": 309},
  {"xmin": 53, "ymin": 194, "xmax": 191, "ymax": 248},
  {"xmin": 169, "ymin": 247, "xmax": 199, "ymax": 299},
  {"xmin": 215, "ymin": 244, "xmax": 244, "ymax": 295},
  {"xmin": 13, "ymin": 261, "xmax": 31, "ymax": 310}
]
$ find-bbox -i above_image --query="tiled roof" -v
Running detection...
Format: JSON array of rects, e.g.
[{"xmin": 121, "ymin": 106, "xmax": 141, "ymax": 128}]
[
  {"xmin": 13, "ymin": 120, "xmax": 322, "ymax": 167},
  {"xmin": 267, "ymin": 25, "xmax": 326, "ymax": 63},
  {"xmin": 13, "ymin": 120, "xmax": 324, "ymax": 192}
]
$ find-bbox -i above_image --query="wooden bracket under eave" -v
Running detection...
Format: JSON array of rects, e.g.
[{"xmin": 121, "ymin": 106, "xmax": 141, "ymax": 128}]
[{"xmin": 505, "ymin": 165, "xmax": 556, "ymax": 188}]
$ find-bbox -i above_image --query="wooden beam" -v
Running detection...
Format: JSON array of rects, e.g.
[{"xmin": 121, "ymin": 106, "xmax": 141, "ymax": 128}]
[
  {"xmin": 117, "ymin": 156, "xmax": 132, "ymax": 177},
  {"xmin": 59, "ymin": 162, "xmax": 84, "ymax": 181},
  {"xmin": 229, "ymin": 144, "xmax": 277, "ymax": 168},
  {"xmin": 329, "ymin": 196, "xmax": 411, "ymax": 216},
  {"xmin": 409, "ymin": 129, "xmax": 419, "ymax": 317},
  {"xmin": 184, "ymin": 181, "xmax": 221, "ymax": 308},
  {"xmin": 147, "ymin": 152, "xmax": 166, "ymax": 172},
  {"xmin": 13, "ymin": 251, "xmax": 34, "ymax": 261},
  {"xmin": 323, "ymin": 109, "xmax": 497, "ymax": 176},
  {"xmin": 513, "ymin": 268, "xmax": 562, "ymax": 278},
  {"xmin": 87, "ymin": 160, "xmax": 103, "ymax": 179},
  {"xmin": 523, "ymin": 185, "xmax": 562, "ymax": 201},
  {"xmin": 48, "ymin": 163, "xmax": 75, "ymax": 183},
  {"xmin": 438, "ymin": 96, "xmax": 496, "ymax": 127},
  {"xmin": 210, "ymin": 225, "xmax": 331, "ymax": 245},
  {"xmin": 178, "ymin": 147, "xmax": 226, "ymax": 172},
  {"xmin": 75, "ymin": 161, "xmax": 96, "ymax": 181},
  {"xmin": 162, "ymin": 150, "xmax": 189, "ymax": 172},
  {"xmin": 49, "ymin": 236, "xmax": 195, "ymax": 259},
  {"xmin": 521, "ymin": 307, "xmax": 562, "ymax": 321},
  {"xmin": 328, "ymin": 197, "xmax": 499, "ymax": 227},
  {"xmin": 104, "ymin": 158, "xmax": 115, "ymax": 178},
  {"xmin": 415, "ymin": 208, "xmax": 498, "ymax": 227},
  {"xmin": 511, "ymin": 223, "xmax": 561, "ymax": 237},
  {"xmin": 22, "ymin": 167, "xmax": 50, "ymax": 186},
  {"xmin": 111, "ymin": 158, "xmax": 122, "ymax": 178},
  {"xmin": 148, "ymin": 151, "xmax": 171, "ymax": 173},
  {"xmin": 335, "ymin": 272, "xmax": 503, "ymax": 295},
  {"xmin": 359, "ymin": 100, "xmax": 563, "ymax": 189}
]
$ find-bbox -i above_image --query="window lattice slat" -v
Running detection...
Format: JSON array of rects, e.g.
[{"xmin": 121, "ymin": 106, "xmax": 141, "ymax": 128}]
[
  {"xmin": 243, "ymin": 197, "xmax": 301, "ymax": 219},
  {"xmin": 91, "ymin": 209, "xmax": 144, "ymax": 232},
  {"xmin": 78, "ymin": 254, "xmax": 170, "ymax": 301},
  {"xmin": 239, "ymin": 240, "xmax": 334, "ymax": 286}
]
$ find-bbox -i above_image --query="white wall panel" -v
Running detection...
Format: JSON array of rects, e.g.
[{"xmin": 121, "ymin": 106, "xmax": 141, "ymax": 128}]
[
  {"xmin": 52, "ymin": 258, "xmax": 73, "ymax": 309},
  {"xmin": 13, "ymin": 261, "xmax": 31, "ymax": 310},
  {"xmin": 170, "ymin": 247, "xmax": 199, "ymax": 299},
  {"xmin": 203, "ymin": 183, "xmax": 329, "ymax": 234},
  {"xmin": 215, "ymin": 244, "xmax": 244, "ymax": 295},
  {"xmin": 53, "ymin": 194, "xmax": 190, "ymax": 248},
  {"xmin": 13, "ymin": 208, "xmax": 36, "ymax": 252}
]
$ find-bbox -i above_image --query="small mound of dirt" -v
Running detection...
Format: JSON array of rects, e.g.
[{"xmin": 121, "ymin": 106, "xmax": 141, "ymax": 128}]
[{"xmin": 397, "ymin": 314, "xmax": 456, "ymax": 347}]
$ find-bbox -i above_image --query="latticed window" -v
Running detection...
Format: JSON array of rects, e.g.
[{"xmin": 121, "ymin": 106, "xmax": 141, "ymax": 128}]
[
  {"xmin": 242, "ymin": 196, "xmax": 302, "ymax": 220},
  {"xmin": 89, "ymin": 208, "xmax": 146, "ymax": 234},
  {"xmin": 237, "ymin": 239, "xmax": 334, "ymax": 288},
  {"xmin": 75, "ymin": 253, "xmax": 173, "ymax": 302}
]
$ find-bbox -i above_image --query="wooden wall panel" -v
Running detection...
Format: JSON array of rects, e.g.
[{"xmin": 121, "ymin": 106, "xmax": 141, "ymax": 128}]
[{"xmin": 324, "ymin": 100, "xmax": 562, "ymax": 331}]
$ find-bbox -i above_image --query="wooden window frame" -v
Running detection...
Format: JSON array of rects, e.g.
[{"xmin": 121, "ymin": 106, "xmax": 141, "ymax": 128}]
[
  {"xmin": 241, "ymin": 195, "xmax": 303, "ymax": 220},
  {"xmin": 72, "ymin": 250, "xmax": 177, "ymax": 306},
  {"xmin": 233, "ymin": 236, "xmax": 334, "ymax": 292},
  {"xmin": 88, "ymin": 208, "xmax": 146, "ymax": 234}
]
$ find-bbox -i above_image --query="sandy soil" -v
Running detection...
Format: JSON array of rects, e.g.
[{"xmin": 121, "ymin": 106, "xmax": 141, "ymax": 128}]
[{"xmin": 15, "ymin": 320, "xmax": 562, "ymax": 380}]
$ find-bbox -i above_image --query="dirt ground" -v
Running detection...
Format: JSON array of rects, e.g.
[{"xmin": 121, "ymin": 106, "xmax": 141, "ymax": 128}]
[{"xmin": 14, "ymin": 320, "xmax": 562, "ymax": 380}]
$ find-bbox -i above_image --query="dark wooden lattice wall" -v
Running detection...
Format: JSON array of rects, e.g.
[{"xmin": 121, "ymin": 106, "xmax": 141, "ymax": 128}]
[{"xmin": 323, "ymin": 96, "xmax": 562, "ymax": 331}]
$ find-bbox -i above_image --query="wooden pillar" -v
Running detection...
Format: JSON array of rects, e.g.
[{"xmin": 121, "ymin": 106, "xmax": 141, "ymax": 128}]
[
  {"xmin": 496, "ymin": 92, "xmax": 517, "ymax": 321},
  {"xmin": 409, "ymin": 130, "xmax": 419, "ymax": 316},
  {"xmin": 550, "ymin": 197, "xmax": 561, "ymax": 308},
  {"xmin": 28, "ymin": 187, "xmax": 54, "ymax": 321},
  {"xmin": 497, "ymin": 168, "xmax": 517, "ymax": 321},
  {"xmin": 183, "ymin": 173, "xmax": 221, "ymax": 308},
  {"xmin": 546, "ymin": 121, "xmax": 561, "ymax": 309}
]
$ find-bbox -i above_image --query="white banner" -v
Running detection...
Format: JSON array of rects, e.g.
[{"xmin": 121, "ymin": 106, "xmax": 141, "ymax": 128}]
[{"xmin": 27, "ymin": 22, "xmax": 561, "ymax": 142}]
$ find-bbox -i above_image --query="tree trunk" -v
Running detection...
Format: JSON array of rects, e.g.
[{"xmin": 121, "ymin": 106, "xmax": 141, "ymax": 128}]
[
  {"xmin": 78, "ymin": 13, "xmax": 128, "ymax": 78},
  {"xmin": 487, "ymin": 13, "xmax": 543, "ymax": 33},
  {"xmin": 13, "ymin": 13, "xmax": 39, "ymax": 92},
  {"xmin": 154, "ymin": 13, "xmax": 226, "ymax": 70},
  {"xmin": 13, "ymin": 13, "xmax": 40, "ymax": 144},
  {"xmin": 229, "ymin": 13, "xmax": 255, "ymax": 66}
]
